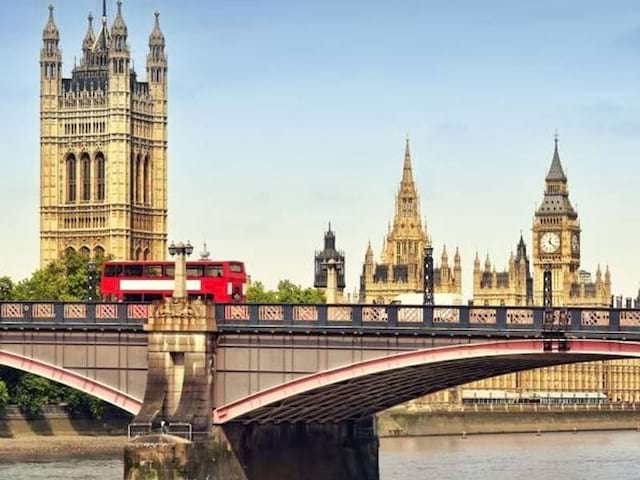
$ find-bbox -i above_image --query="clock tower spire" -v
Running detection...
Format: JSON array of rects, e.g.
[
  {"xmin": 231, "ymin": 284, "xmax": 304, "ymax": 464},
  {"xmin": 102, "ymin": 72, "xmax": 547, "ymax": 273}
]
[{"xmin": 532, "ymin": 136, "xmax": 581, "ymax": 305}]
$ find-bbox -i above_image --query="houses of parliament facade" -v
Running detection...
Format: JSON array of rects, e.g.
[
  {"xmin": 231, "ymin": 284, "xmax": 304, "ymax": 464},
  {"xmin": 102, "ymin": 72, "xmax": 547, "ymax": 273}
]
[
  {"xmin": 39, "ymin": 2, "xmax": 168, "ymax": 265},
  {"xmin": 357, "ymin": 138, "xmax": 640, "ymax": 404}
]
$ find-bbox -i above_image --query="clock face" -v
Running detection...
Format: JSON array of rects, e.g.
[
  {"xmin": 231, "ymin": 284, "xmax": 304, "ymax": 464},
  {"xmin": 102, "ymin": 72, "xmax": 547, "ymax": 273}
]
[
  {"xmin": 572, "ymin": 234, "xmax": 580, "ymax": 254},
  {"xmin": 540, "ymin": 232, "xmax": 561, "ymax": 254}
]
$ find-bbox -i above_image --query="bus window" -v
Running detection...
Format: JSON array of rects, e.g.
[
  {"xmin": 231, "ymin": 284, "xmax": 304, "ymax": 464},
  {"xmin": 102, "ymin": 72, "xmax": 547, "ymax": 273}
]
[
  {"xmin": 164, "ymin": 266, "xmax": 175, "ymax": 278},
  {"xmin": 123, "ymin": 265, "xmax": 144, "ymax": 277},
  {"xmin": 206, "ymin": 265, "xmax": 224, "ymax": 277},
  {"xmin": 104, "ymin": 264, "xmax": 123, "ymax": 277},
  {"xmin": 186, "ymin": 265, "xmax": 204, "ymax": 277},
  {"xmin": 143, "ymin": 294, "xmax": 163, "ymax": 302},
  {"xmin": 145, "ymin": 265, "xmax": 163, "ymax": 277},
  {"xmin": 123, "ymin": 293, "xmax": 143, "ymax": 302},
  {"xmin": 229, "ymin": 263, "xmax": 243, "ymax": 273}
]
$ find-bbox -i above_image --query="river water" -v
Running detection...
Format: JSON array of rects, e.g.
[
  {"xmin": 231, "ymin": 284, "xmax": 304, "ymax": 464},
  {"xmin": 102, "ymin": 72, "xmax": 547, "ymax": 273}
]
[{"xmin": 1, "ymin": 431, "xmax": 639, "ymax": 479}]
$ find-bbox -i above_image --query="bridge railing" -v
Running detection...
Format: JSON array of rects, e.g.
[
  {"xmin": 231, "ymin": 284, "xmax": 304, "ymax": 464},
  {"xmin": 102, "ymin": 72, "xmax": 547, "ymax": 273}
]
[
  {"xmin": 214, "ymin": 303, "xmax": 640, "ymax": 334},
  {"xmin": 2, "ymin": 301, "xmax": 640, "ymax": 334},
  {"xmin": 0, "ymin": 302, "xmax": 148, "ymax": 326}
]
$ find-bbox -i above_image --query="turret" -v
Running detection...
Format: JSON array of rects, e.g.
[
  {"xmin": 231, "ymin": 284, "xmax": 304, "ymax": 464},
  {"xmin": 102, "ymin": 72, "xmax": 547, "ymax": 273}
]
[
  {"xmin": 147, "ymin": 11, "xmax": 167, "ymax": 87},
  {"xmin": 473, "ymin": 251, "xmax": 482, "ymax": 292},
  {"xmin": 484, "ymin": 253, "xmax": 492, "ymax": 272},
  {"xmin": 41, "ymin": 5, "xmax": 62, "ymax": 97},
  {"xmin": 604, "ymin": 265, "xmax": 612, "ymax": 298},
  {"xmin": 453, "ymin": 247, "xmax": 462, "ymax": 288},
  {"xmin": 109, "ymin": 1, "xmax": 131, "ymax": 90},
  {"xmin": 82, "ymin": 14, "xmax": 96, "ymax": 61},
  {"xmin": 324, "ymin": 223, "xmax": 336, "ymax": 250},
  {"xmin": 364, "ymin": 242, "xmax": 374, "ymax": 278}
]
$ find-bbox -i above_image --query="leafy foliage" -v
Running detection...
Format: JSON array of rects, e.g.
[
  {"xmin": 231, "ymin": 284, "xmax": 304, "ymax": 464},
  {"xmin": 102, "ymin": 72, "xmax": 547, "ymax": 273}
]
[
  {"xmin": 10, "ymin": 251, "xmax": 105, "ymax": 302},
  {"xmin": 0, "ymin": 379, "xmax": 9, "ymax": 412},
  {"xmin": 0, "ymin": 277, "xmax": 13, "ymax": 301},
  {"xmin": 14, "ymin": 375, "xmax": 57, "ymax": 416},
  {"xmin": 0, "ymin": 252, "xmax": 110, "ymax": 417},
  {"xmin": 247, "ymin": 280, "xmax": 325, "ymax": 304}
]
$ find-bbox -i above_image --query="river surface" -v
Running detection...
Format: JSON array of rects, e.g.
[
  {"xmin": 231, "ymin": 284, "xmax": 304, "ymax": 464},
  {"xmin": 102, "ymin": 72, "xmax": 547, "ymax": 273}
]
[{"xmin": 1, "ymin": 431, "xmax": 639, "ymax": 479}]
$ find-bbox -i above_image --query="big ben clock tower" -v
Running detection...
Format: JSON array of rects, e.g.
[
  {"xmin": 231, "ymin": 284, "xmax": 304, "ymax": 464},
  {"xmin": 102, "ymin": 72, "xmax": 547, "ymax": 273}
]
[{"xmin": 532, "ymin": 137, "xmax": 581, "ymax": 305}]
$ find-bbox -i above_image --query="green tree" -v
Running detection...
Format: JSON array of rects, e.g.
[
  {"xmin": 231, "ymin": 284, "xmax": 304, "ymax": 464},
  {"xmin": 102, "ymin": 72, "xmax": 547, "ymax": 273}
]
[
  {"xmin": 60, "ymin": 386, "xmax": 104, "ymax": 419},
  {"xmin": 14, "ymin": 375, "xmax": 58, "ymax": 416},
  {"xmin": 0, "ymin": 379, "xmax": 9, "ymax": 412},
  {"xmin": 12, "ymin": 251, "xmax": 104, "ymax": 302},
  {"xmin": 247, "ymin": 280, "xmax": 325, "ymax": 304},
  {"xmin": 0, "ymin": 276, "xmax": 13, "ymax": 301}
]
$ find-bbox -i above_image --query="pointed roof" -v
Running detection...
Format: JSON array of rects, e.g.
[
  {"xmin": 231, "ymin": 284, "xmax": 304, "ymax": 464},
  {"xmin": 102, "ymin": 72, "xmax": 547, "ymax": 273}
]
[
  {"xmin": 83, "ymin": 13, "xmax": 96, "ymax": 50},
  {"xmin": 111, "ymin": 1, "xmax": 128, "ymax": 37},
  {"xmin": 149, "ymin": 11, "xmax": 165, "ymax": 46},
  {"xmin": 43, "ymin": 4, "xmax": 59, "ymax": 40},
  {"xmin": 536, "ymin": 135, "xmax": 576, "ymax": 217},
  {"xmin": 401, "ymin": 137, "xmax": 415, "ymax": 186},
  {"xmin": 546, "ymin": 135, "xmax": 567, "ymax": 182}
]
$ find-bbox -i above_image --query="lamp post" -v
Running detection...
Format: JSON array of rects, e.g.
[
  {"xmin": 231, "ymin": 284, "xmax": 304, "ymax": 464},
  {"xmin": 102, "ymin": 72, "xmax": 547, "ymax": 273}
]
[
  {"xmin": 169, "ymin": 241, "xmax": 193, "ymax": 299},
  {"xmin": 543, "ymin": 264, "xmax": 552, "ymax": 308},
  {"xmin": 87, "ymin": 261, "xmax": 97, "ymax": 303},
  {"xmin": 423, "ymin": 245, "xmax": 434, "ymax": 305}
]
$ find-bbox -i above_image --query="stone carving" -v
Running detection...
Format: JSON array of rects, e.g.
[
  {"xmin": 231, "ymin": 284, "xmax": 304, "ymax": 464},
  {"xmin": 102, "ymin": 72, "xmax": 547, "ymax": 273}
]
[
  {"xmin": 507, "ymin": 309, "xmax": 534, "ymax": 325},
  {"xmin": 362, "ymin": 307, "xmax": 388, "ymax": 322},
  {"xmin": 433, "ymin": 308, "xmax": 460, "ymax": 324},
  {"xmin": 398, "ymin": 307, "xmax": 423, "ymax": 323},
  {"xmin": 469, "ymin": 309, "xmax": 496, "ymax": 324}
]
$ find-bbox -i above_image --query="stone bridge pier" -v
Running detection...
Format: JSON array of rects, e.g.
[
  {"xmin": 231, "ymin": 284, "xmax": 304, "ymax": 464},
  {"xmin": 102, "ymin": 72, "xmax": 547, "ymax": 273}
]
[{"xmin": 124, "ymin": 295, "xmax": 379, "ymax": 480}]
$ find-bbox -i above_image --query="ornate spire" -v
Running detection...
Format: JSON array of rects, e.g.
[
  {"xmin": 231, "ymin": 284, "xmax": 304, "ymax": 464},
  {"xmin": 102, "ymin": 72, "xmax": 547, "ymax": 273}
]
[
  {"xmin": 365, "ymin": 241, "xmax": 374, "ymax": 261},
  {"xmin": 441, "ymin": 245, "xmax": 449, "ymax": 265},
  {"xmin": 43, "ymin": 4, "xmax": 59, "ymax": 41},
  {"xmin": 484, "ymin": 253, "xmax": 491, "ymax": 272},
  {"xmin": 83, "ymin": 13, "xmax": 96, "ymax": 51},
  {"xmin": 546, "ymin": 133, "xmax": 567, "ymax": 182},
  {"xmin": 149, "ymin": 11, "xmax": 166, "ymax": 46},
  {"xmin": 401, "ymin": 137, "xmax": 415, "ymax": 186},
  {"xmin": 111, "ymin": 1, "xmax": 128, "ymax": 37}
]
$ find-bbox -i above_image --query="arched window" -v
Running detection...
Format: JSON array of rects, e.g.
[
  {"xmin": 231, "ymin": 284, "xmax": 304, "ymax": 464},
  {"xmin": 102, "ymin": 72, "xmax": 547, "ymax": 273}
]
[
  {"xmin": 96, "ymin": 153, "xmax": 105, "ymax": 202},
  {"xmin": 81, "ymin": 153, "xmax": 91, "ymax": 201},
  {"xmin": 135, "ymin": 155, "xmax": 142, "ymax": 204},
  {"xmin": 79, "ymin": 246, "xmax": 91, "ymax": 257},
  {"xmin": 66, "ymin": 154, "xmax": 77, "ymax": 203},
  {"xmin": 65, "ymin": 246, "xmax": 76, "ymax": 256},
  {"xmin": 143, "ymin": 156, "xmax": 151, "ymax": 204},
  {"xmin": 135, "ymin": 247, "xmax": 143, "ymax": 260},
  {"xmin": 143, "ymin": 248, "xmax": 150, "ymax": 260},
  {"xmin": 94, "ymin": 246, "xmax": 105, "ymax": 259},
  {"xmin": 130, "ymin": 153, "xmax": 136, "ymax": 204}
]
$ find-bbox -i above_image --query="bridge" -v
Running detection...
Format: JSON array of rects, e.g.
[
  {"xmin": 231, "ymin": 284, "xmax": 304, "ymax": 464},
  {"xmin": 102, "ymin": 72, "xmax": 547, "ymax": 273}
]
[{"xmin": 3, "ymin": 301, "xmax": 640, "ymax": 478}]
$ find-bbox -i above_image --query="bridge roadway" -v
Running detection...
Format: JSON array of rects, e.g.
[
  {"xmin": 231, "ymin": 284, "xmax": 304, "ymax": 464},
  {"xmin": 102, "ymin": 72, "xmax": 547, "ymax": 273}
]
[{"xmin": 2, "ymin": 302, "xmax": 640, "ymax": 420}]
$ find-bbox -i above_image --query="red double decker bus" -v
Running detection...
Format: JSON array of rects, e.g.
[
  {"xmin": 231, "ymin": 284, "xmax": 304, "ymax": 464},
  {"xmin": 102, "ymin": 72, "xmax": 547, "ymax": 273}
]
[{"xmin": 100, "ymin": 260, "xmax": 247, "ymax": 303}]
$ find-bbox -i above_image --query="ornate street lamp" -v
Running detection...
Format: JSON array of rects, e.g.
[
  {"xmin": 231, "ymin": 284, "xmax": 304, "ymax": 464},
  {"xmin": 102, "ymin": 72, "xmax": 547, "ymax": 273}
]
[
  {"xmin": 423, "ymin": 245, "xmax": 434, "ymax": 306},
  {"xmin": 87, "ymin": 260, "xmax": 97, "ymax": 302}
]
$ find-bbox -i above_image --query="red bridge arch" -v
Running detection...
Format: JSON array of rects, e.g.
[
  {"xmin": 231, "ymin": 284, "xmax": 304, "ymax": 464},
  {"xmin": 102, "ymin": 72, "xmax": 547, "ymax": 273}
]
[
  {"xmin": 0, "ymin": 349, "xmax": 142, "ymax": 415},
  {"xmin": 214, "ymin": 339, "xmax": 640, "ymax": 424}
]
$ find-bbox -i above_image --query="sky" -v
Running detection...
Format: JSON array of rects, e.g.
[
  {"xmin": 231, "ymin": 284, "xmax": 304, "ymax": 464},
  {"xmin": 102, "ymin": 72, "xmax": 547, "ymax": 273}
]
[{"xmin": 1, "ymin": 0, "xmax": 640, "ymax": 300}]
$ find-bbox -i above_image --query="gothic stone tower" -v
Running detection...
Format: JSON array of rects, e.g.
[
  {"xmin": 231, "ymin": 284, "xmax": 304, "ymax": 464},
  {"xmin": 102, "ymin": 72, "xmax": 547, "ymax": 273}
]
[
  {"xmin": 532, "ymin": 138, "xmax": 580, "ymax": 305},
  {"xmin": 39, "ymin": 2, "xmax": 168, "ymax": 265},
  {"xmin": 360, "ymin": 139, "xmax": 462, "ymax": 304}
]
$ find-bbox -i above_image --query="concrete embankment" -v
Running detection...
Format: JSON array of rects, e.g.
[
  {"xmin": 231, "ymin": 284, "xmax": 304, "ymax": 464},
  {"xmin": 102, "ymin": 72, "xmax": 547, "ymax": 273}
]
[
  {"xmin": 378, "ymin": 404, "xmax": 640, "ymax": 437},
  {"xmin": 0, "ymin": 405, "xmax": 130, "ymax": 438}
]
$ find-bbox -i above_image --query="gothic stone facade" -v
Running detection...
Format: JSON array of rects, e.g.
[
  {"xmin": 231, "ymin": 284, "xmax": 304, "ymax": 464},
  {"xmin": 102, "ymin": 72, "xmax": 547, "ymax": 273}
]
[
  {"xmin": 473, "ymin": 236, "xmax": 534, "ymax": 306},
  {"xmin": 472, "ymin": 139, "xmax": 610, "ymax": 308},
  {"xmin": 40, "ymin": 3, "xmax": 168, "ymax": 265},
  {"xmin": 359, "ymin": 140, "xmax": 461, "ymax": 304}
]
